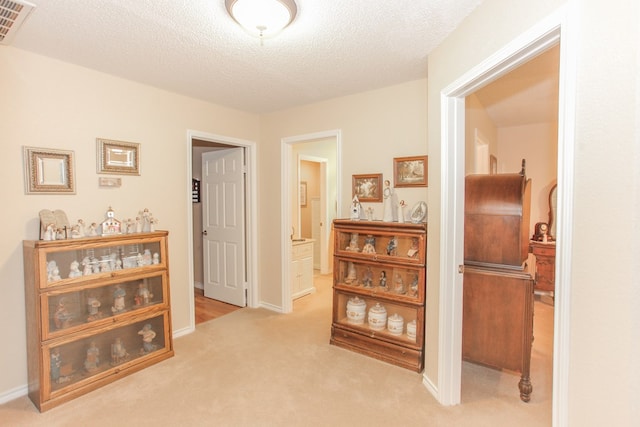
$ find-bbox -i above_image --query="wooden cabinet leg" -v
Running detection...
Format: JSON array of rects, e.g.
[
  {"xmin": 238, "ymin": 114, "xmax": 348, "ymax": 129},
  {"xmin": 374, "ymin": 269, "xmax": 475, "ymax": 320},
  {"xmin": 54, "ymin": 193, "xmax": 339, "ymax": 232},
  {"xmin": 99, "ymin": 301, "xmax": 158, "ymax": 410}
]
[{"xmin": 519, "ymin": 375, "xmax": 532, "ymax": 402}]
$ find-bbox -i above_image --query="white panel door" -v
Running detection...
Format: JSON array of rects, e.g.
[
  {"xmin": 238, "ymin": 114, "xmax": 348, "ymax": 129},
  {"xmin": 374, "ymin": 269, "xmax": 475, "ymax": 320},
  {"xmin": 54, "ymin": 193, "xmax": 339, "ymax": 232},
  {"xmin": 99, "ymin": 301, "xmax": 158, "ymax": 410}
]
[{"xmin": 202, "ymin": 148, "xmax": 246, "ymax": 307}]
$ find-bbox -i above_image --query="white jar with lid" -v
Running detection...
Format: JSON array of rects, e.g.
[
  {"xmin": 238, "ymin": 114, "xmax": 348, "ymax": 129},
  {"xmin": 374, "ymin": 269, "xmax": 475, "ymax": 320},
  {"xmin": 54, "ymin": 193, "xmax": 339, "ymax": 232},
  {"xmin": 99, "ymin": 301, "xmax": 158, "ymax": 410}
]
[
  {"xmin": 346, "ymin": 296, "xmax": 366, "ymax": 324},
  {"xmin": 367, "ymin": 303, "xmax": 387, "ymax": 331},
  {"xmin": 387, "ymin": 313, "xmax": 404, "ymax": 336},
  {"xmin": 406, "ymin": 319, "xmax": 417, "ymax": 341}
]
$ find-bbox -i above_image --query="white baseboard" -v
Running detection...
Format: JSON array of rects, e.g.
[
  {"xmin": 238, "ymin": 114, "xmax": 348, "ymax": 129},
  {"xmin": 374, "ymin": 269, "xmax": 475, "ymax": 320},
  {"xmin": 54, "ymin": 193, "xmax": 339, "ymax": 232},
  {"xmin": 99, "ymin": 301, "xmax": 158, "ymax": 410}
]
[{"xmin": 0, "ymin": 383, "xmax": 28, "ymax": 405}]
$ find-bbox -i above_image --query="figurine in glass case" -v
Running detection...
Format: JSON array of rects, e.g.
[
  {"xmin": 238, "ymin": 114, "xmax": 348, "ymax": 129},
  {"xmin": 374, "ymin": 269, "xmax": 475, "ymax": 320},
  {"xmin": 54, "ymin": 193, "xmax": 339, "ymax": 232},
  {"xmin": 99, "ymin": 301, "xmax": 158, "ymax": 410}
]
[
  {"xmin": 344, "ymin": 262, "xmax": 357, "ymax": 284},
  {"xmin": 152, "ymin": 253, "xmax": 160, "ymax": 264},
  {"xmin": 346, "ymin": 233, "xmax": 360, "ymax": 252},
  {"xmin": 362, "ymin": 235, "xmax": 376, "ymax": 254},
  {"xmin": 386, "ymin": 236, "xmax": 398, "ymax": 256},
  {"xmin": 111, "ymin": 337, "xmax": 129, "ymax": 365},
  {"xmin": 111, "ymin": 285, "xmax": 126, "ymax": 313},
  {"xmin": 86, "ymin": 294, "xmax": 102, "ymax": 321},
  {"xmin": 379, "ymin": 270, "xmax": 388, "ymax": 289},
  {"xmin": 54, "ymin": 299, "xmax": 73, "ymax": 329},
  {"xmin": 50, "ymin": 348, "xmax": 70, "ymax": 383},
  {"xmin": 138, "ymin": 324, "xmax": 157, "ymax": 354},
  {"xmin": 135, "ymin": 282, "xmax": 153, "ymax": 306},
  {"xmin": 407, "ymin": 237, "xmax": 420, "ymax": 258},
  {"xmin": 393, "ymin": 273, "xmax": 406, "ymax": 294},
  {"xmin": 84, "ymin": 341, "xmax": 100, "ymax": 372},
  {"xmin": 68, "ymin": 260, "xmax": 82, "ymax": 278},
  {"xmin": 410, "ymin": 273, "xmax": 419, "ymax": 297},
  {"xmin": 362, "ymin": 267, "xmax": 373, "ymax": 288}
]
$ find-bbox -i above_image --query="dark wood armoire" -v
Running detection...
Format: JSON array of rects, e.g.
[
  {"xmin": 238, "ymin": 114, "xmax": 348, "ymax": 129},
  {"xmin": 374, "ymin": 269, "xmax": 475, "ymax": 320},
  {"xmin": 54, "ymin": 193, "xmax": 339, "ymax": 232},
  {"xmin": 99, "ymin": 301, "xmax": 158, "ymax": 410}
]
[{"xmin": 463, "ymin": 171, "xmax": 535, "ymax": 402}]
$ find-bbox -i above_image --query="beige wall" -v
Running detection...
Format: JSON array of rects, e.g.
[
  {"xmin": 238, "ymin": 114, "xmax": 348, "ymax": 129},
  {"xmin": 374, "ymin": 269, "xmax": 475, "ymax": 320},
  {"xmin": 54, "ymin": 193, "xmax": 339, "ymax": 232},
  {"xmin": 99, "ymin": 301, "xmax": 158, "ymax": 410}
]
[
  {"xmin": 259, "ymin": 79, "xmax": 428, "ymax": 306},
  {"xmin": 0, "ymin": 47, "xmax": 260, "ymax": 396},
  {"xmin": 429, "ymin": 0, "xmax": 639, "ymax": 425}
]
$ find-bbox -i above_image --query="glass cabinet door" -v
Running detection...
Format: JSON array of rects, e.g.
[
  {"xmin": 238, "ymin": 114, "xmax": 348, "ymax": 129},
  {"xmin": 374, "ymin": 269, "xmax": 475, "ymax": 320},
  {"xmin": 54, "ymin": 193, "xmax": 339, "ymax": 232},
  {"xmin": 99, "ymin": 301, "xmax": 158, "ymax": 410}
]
[
  {"xmin": 45, "ymin": 313, "xmax": 169, "ymax": 398},
  {"xmin": 40, "ymin": 237, "xmax": 165, "ymax": 288},
  {"xmin": 334, "ymin": 226, "xmax": 425, "ymax": 265},
  {"xmin": 42, "ymin": 273, "xmax": 167, "ymax": 340}
]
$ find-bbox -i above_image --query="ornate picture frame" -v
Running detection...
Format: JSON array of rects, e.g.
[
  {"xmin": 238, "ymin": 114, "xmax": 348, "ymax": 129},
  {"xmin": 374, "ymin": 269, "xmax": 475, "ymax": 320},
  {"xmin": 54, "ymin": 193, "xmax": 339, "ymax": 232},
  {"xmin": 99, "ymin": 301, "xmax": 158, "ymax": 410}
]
[
  {"xmin": 23, "ymin": 147, "xmax": 75, "ymax": 194},
  {"xmin": 393, "ymin": 155, "xmax": 428, "ymax": 187},
  {"xmin": 97, "ymin": 138, "xmax": 140, "ymax": 175},
  {"xmin": 352, "ymin": 173, "xmax": 383, "ymax": 202}
]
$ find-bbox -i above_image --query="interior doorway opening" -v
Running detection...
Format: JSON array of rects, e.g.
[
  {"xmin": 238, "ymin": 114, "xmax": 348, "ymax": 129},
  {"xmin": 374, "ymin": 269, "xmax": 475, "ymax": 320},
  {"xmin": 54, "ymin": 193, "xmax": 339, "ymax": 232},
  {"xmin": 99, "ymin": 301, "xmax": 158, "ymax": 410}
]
[
  {"xmin": 185, "ymin": 131, "xmax": 258, "ymax": 331},
  {"xmin": 435, "ymin": 10, "xmax": 576, "ymax": 426}
]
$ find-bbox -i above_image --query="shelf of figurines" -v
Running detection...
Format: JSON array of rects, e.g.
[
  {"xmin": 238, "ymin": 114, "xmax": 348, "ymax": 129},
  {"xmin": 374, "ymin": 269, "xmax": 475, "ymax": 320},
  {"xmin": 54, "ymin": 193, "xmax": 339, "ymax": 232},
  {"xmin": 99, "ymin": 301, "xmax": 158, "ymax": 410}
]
[
  {"xmin": 27, "ymin": 231, "xmax": 169, "ymax": 290},
  {"xmin": 334, "ymin": 258, "xmax": 425, "ymax": 305},
  {"xmin": 334, "ymin": 291, "xmax": 424, "ymax": 347},
  {"xmin": 333, "ymin": 220, "xmax": 426, "ymax": 266},
  {"xmin": 47, "ymin": 313, "xmax": 172, "ymax": 396},
  {"xmin": 43, "ymin": 273, "xmax": 168, "ymax": 341}
]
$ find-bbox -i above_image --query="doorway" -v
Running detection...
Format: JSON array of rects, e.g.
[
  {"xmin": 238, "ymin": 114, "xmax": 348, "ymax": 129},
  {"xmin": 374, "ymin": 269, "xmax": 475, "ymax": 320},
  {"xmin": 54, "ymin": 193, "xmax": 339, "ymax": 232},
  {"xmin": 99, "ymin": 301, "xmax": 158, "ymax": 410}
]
[
  {"xmin": 186, "ymin": 130, "xmax": 258, "ymax": 331},
  {"xmin": 436, "ymin": 10, "xmax": 576, "ymax": 424},
  {"xmin": 281, "ymin": 130, "xmax": 342, "ymax": 313}
]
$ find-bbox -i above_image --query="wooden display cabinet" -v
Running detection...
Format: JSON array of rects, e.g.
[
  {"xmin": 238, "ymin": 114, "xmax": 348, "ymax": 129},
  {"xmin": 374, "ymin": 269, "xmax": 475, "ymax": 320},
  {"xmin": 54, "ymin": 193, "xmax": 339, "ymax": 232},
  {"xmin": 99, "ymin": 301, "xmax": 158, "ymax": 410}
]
[
  {"xmin": 23, "ymin": 231, "xmax": 174, "ymax": 412},
  {"xmin": 330, "ymin": 220, "xmax": 426, "ymax": 372}
]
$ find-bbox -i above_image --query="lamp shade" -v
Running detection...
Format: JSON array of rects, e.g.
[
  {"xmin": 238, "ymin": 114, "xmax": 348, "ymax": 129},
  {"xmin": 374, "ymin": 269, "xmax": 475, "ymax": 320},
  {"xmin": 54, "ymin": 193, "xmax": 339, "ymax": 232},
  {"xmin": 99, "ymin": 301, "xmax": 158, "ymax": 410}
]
[{"xmin": 225, "ymin": 0, "xmax": 297, "ymax": 38}]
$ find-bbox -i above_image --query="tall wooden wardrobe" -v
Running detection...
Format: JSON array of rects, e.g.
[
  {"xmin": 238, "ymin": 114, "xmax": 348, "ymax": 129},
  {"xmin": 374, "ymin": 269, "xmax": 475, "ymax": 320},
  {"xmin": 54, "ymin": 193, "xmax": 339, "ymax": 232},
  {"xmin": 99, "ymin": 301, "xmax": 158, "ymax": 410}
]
[{"xmin": 462, "ymin": 171, "xmax": 535, "ymax": 402}]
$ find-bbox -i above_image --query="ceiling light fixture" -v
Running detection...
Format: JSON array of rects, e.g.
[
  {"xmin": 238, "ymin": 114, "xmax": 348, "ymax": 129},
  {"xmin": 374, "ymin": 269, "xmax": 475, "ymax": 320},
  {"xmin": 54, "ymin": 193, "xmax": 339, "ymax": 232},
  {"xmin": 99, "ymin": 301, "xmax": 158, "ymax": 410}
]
[{"xmin": 225, "ymin": 0, "xmax": 297, "ymax": 40}]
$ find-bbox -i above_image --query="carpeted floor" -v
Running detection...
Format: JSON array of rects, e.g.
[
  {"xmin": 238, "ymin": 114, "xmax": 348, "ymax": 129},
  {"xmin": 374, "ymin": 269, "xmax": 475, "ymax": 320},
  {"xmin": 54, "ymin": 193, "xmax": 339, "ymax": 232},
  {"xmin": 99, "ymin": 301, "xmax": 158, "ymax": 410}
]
[{"xmin": 0, "ymin": 273, "xmax": 553, "ymax": 426}]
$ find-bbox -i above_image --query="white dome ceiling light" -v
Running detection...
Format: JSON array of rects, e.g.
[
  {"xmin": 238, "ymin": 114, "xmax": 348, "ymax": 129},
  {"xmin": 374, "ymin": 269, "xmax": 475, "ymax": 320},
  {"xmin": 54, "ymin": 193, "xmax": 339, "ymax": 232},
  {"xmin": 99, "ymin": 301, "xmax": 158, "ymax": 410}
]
[{"xmin": 225, "ymin": 0, "xmax": 297, "ymax": 41}]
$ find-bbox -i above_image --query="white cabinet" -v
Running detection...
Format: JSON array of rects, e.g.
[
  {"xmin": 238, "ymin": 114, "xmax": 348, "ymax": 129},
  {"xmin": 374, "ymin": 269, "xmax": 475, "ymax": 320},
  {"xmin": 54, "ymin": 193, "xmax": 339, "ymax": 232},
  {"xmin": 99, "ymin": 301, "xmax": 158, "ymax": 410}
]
[{"xmin": 291, "ymin": 240, "xmax": 315, "ymax": 299}]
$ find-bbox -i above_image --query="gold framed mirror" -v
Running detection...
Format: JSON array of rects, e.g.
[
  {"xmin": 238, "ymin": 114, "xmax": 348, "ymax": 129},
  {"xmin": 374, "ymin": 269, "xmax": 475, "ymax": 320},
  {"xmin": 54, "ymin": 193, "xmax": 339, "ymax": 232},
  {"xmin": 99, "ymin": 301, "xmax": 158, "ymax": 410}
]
[
  {"xmin": 97, "ymin": 138, "xmax": 140, "ymax": 175},
  {"xmin": 23, "ymin": 147, "xmax": 75, "ymax": 194}
]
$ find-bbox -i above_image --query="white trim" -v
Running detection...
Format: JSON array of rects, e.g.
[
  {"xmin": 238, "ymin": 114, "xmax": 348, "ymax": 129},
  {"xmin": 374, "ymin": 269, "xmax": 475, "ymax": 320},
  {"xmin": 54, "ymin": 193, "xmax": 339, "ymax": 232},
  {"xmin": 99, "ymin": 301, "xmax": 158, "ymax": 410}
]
[
  {"xmin": 185, "ymin": 130, "xmax": 259, "ymax": 331},
  {"xmin": 0, "ymin": 384, "xmax": 28, "ymax": 405},
  {"xmin": 435, "ymin": 7, "xmax": 574, "ymax": 426},
  {"xmin": 281, "ymin": 130, "xmax": 342, "ymax": 313}
]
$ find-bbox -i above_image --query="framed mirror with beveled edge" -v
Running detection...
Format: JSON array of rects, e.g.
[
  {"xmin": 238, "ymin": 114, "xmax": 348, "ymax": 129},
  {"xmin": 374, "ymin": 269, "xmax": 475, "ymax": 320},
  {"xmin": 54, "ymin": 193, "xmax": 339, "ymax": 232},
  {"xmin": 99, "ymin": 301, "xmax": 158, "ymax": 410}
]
[
  {"xmin": 23, "ymin": 146, "xmax": 76, "ymax": 195},
  {"xmin": 97, "ymin": 138, "xmax": 140, "ymax": 175}
]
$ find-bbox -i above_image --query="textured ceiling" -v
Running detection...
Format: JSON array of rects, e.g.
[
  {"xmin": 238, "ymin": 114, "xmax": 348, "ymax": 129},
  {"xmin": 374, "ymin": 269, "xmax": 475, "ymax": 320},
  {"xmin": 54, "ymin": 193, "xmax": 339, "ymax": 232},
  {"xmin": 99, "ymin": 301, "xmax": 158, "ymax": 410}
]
[{"xmin": 10, "ymin": 0, "xmax": 483, "ymax": 114}]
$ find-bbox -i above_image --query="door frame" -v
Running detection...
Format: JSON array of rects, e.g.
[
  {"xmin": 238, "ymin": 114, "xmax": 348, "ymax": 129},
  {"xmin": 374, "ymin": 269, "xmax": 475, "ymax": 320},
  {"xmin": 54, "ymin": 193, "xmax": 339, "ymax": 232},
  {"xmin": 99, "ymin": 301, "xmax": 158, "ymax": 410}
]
[
  {"xmin": 298, "ymin": 154, "xmax": 330, "ymax": 274},
  {"xmin": 281, "ymin": 130, "xmax": 342, "ymax": 313},
  {"xmin": 434, "ymin": 6, "xmax": 576, "ymax": 425},
  {"xmin": 185, "ymin": 130, "xmax": 258, "ymax": 332}
]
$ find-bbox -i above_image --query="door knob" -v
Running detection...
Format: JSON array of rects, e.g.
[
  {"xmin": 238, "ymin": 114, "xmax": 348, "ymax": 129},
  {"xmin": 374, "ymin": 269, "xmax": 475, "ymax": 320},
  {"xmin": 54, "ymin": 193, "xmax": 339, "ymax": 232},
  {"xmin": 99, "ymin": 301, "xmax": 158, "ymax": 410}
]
[{"xmin": 202, "ymin": 230, "xmax": 208, "ymax": 236}]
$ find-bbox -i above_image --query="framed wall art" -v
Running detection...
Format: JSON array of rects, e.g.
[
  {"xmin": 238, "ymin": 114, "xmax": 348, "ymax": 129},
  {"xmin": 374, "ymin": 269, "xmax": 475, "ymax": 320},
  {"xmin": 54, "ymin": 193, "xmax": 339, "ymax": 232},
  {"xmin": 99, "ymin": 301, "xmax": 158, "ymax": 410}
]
[
  {"xmin": 299, "ymin": 181, "xmax": 307, "ymax": 207},
  {"xmin": 23, "ymin": 146, "xmax": 76, "ymax": 194},
  {"xmin": 352, "ymin": 173, "xmax": 383, "ymax": 202},
  {"xmin": 393, "ymin": 155, "xmax": 428, "ymax": 187},
  {"xmin": 97, "ymin": 138, "xmax": 140, "ymax": 175}
]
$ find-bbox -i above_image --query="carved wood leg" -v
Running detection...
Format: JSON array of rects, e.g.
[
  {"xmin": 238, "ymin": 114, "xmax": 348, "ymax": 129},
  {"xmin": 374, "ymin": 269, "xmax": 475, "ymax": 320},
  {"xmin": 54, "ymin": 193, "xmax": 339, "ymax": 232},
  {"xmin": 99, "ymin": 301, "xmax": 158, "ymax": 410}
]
[{"xmin": 519, "ymin": 375, "xmax": 532, "ymax": 402}]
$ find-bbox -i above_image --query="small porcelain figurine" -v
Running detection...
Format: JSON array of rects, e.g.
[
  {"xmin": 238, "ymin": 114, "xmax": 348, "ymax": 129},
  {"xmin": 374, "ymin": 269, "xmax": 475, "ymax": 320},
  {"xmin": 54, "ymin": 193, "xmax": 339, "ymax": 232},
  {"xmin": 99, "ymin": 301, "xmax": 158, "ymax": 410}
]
[
  {"xmin": 70, "ymin": 224, "xmax": 82, "ymax": 238},
  {"xmin": 84, "ymin": 341, "xmax": 100, "ymax": 372},
  {"xmin": 393, "ymin": 273, "xmax": 406, "ymax": 294},
  {"xmin": 47, "ymin": 260, "xmax": 61, "ymax": 281},
  {"xmin": 379, "ymin": 270, "xmax": 387, "ymax": 289},
  {"xmin": 138, "ymin": 324, "xmax": 157, "ymax": 354},
  {"xmin": 407, "ymin": 237, "xmax": 419, "ymax": 258},
  {"xmin": 111, "ymin": 337, "xmax": 129, "ymax": 365},
  {"xmin": 68, "ymin": 260, "xmax": 82, "ymax": 278},
  {"xmin": 50, "ymin": 348, "xmax": 62, "ymax": 383},
  {"xmin": 152, "ymin": 253, "xmax": 160, "ymax": 265},
  {"xmin": 82, "ymin": 257, "xmax": 93, "ymax": 276},
  {"xmin": 383, "ymin": 180, "xmax": 395, "ymax": 222},
  {"xmin": 366, "ymin": 207, "xmax": 374, "ymax": 221},
  {"xmin": 362, "ymin": 235, "xmax": 376, "ymax": 254},
  {"xmin": 135, "ymin": 282, "xmax": 153, "ymax": 305},
  {"xmin": 55, "ymin": 227, "xmax": 66, "ymax": 240},
  {"xmin": 88, "ymin": 223, "xmax": 99, "ymax": 236},
  {"xmin": 350, "ymin": 196, "xmax": 362, "ymax": 220},
  {"xmin": 135, "ymin": 216, "xmax": 143, "ymax": 233},
  {"xmin": 397, "ymin": 200, "xmax": 407, "ymax": 223},
  {"xmin": 386, "ymin": 236, "xmax": 397, "ymax": 256},
  {"xmin": 410, "ymin": 273, "xmax": 419, "ymax": 297},
  {"xmin": 76, "ymin": 219, "xmax": 86, "ymax": 237},
  {"xmin": 346, "ymin": 233, "xmax": 360, "ymax": 252},
  {"xmin": 86, "ymin": 295, "xmax": 102, "ymax": 320},
  {"xmin": 111, "ymin": 285, "xmax": 126, "ymax": 313},
  {"xmin": 54, "ymin": 299, "xmax": 73, "ymax": 329},
  {"xmin": 345, "ymin": 261, "xmax": 357, "ymax": 284},
  {"xmin": 149, "ymin": 217, "xmax": 158, "ymax": 232},
  {"xmin": 362, "ymin": 267, "xmax": 373, "ymax": 288},
  {"xmin": 43, "ymin": 224, "xmax": 55, "ymax": 241}
]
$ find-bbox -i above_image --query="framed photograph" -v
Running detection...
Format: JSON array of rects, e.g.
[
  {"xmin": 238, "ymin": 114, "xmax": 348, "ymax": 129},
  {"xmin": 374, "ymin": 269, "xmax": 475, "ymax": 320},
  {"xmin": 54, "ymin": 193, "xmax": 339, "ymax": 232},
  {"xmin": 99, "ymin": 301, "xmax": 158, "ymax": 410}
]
[
  {"xmin": 352, "ymin": 173, "xmax": 383, "ymax": 202},
  {"xmin": 23, "ymin": 147, "xmax": 75, "ymax": 194},
  {"xmin": 97, "ymin": 138, "xmax": 140, "ymax": 175},
  {"xmin": 299, "ymin": 181, "xmax": 307, "ymax": 207},
  {"xmin": 394, "ymin": 155, "xmax": 428, "ymax": 187}
]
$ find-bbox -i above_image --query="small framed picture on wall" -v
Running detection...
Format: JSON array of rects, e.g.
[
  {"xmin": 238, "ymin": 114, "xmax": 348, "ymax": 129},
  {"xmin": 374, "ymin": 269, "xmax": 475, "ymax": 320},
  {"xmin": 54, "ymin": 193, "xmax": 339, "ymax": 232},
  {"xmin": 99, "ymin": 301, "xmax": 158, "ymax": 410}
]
[{"xmin": 393, "ymin": 155, "xmax": 428, "ymax": 187}]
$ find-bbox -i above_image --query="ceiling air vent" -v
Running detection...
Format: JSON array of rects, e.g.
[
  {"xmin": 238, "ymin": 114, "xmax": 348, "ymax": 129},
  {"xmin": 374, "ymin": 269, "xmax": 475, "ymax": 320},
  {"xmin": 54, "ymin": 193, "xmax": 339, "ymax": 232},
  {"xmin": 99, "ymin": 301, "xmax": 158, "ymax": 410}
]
[{"xmin": 0, "ymin": 0, "xmax": 36, "ymax": 45}]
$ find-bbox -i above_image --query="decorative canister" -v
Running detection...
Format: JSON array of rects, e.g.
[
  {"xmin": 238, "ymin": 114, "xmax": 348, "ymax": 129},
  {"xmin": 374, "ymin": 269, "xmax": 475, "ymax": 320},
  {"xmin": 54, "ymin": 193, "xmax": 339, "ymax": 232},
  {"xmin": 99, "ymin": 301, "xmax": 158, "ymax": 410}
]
[
  {"xmin": 367, "ymin": 303, "xmax": 387, "ymax": 331},
  {"xmin": 387, "ymin": 313, "xmax": 404, "ymax": 336},
  {"xmin": 406, "ymin": 319, "xmax": 417, "ymax": 341},
  {"xmin": 346, "ymin": 296, "xmax": 366, "ymax": 324}
]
